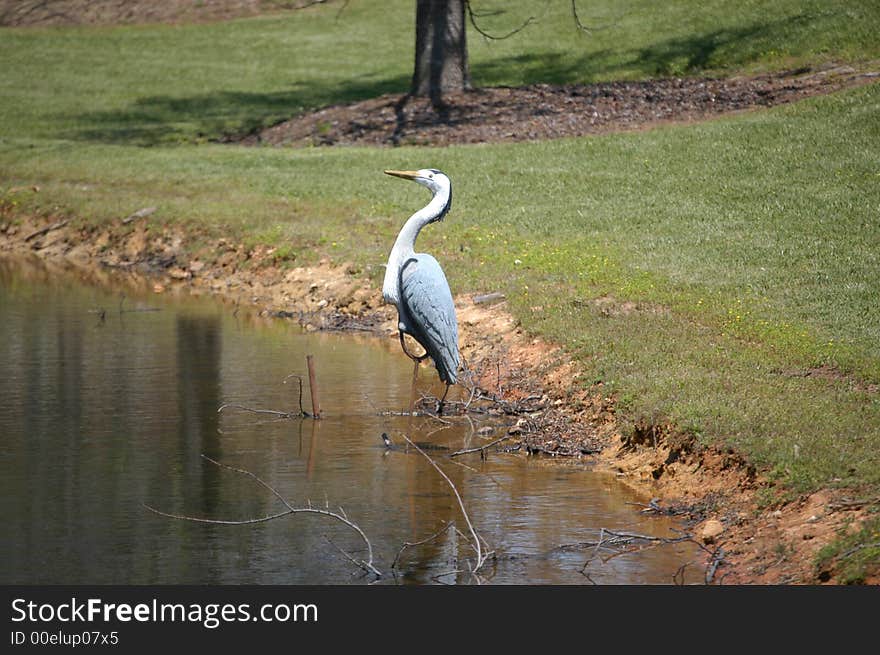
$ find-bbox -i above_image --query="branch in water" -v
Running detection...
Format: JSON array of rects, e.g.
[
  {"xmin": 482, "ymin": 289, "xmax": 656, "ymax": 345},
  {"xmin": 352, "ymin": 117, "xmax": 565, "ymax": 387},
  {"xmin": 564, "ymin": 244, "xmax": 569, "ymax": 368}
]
[
  {"xmin": 144, "ymin": 453, "xmax": 380, "ymax": 578},
  {"xmin": 401, "ymin": 434, "xmax": 489, "ymax": 573}
]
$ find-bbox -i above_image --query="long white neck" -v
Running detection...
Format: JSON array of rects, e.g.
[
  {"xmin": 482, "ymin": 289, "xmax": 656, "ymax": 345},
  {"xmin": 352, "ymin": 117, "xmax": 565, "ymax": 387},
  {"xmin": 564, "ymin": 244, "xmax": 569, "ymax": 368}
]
[{"xmin": 382, "ymin": 186, "xmax": 450, "ymax": 307}]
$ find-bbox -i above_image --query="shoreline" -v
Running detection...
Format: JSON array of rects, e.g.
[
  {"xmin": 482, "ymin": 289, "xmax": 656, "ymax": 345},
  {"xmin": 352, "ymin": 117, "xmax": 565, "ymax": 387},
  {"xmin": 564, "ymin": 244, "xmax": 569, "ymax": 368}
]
[{"xmin": 2, "ymin": 212, "xmax": 875, "ymax": 584}]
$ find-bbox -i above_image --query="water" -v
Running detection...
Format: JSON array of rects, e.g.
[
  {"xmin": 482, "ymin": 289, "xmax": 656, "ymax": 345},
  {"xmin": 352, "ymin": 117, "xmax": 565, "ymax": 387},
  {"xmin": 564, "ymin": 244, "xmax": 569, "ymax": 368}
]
[{"xmin": 0, "ymin": 255, "xmax": 701, "ymax": 584}]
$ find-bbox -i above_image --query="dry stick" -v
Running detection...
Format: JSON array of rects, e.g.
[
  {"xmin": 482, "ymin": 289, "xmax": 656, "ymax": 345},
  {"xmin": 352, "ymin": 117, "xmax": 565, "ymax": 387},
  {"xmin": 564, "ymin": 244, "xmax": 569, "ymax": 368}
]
[
  {"xmin": 837, "ymin": 541, "xmax": 880, "ymax": 561},
  {"xmin": 462, "ymin": 383, "xmax": 479, "ymax": 411},
  {"xmin": 23, "ymin": 218, "xmax": 69, "ymax": 242},
  {"xmin": 465, "ymin": 0, "xmax": 537, "ymax": 40},
  {"xmin": 282, "ymin": 373, "xmax": 307, "ymax": 416},
  {"xmin": 144, "ymin": 505, "xmax": 291, "ymax": 525},
  {"xmin": 673, "ymin": 561, "xmax": 692, "ymax": 586},
  {"xmin": 561, "ymin": 529, "xmax": 691, "ymax": 558},
  {"xmin": 145, "ymin": 454, "xmax": 380, "ymax": 578},
  {"xmin": 413, "ymin": 396, "xmax": 453, "ymax": 425},
  {"xmin": 449, "ymin": 434, "xmax": 515, "ymax": 458},
  {"xmin": 306, "ymin": 355, "xmax": 322, "ymax": 419},
  {"xmin": 580, "ymin": 527, "xmax": 606, "ymax": 575},
  {"xmin": 323, "ymin": 536, "xmax": 376, "ymax": 579},
  {"xmin": 218, "ymin": 403, "xmax": 297, "ymax": 419},
  {"xmin": 401, "ymin": 435, "xmax": 487, "ymax": 573},
  {"xmin": 431, "ymin": 569, "xmax": 466, "ymax": 584},
  {"xmin": 704, "ymin": 547, "xmax": 725, "ymax": 585},
  {"xmin": 392, "ymin": 521, "xmax": 455, "ymax": 570},
  {"xmin": 218, "ymin": 373, "xmax": 312, "ymax": 420},
  {"xmin": 446, "ymin": 457, "xmax": 481, "ymax": 477},
  {"xmin": 829, "ymin": 496, "xmax": 880, "ymax": 512},
  {"xmin": 121, "ymin": 206, "xmax": 156, "ymax": 225},
  {"xmin": 669, "ymin": 528, "xmax": 731, "ymax": 583}
]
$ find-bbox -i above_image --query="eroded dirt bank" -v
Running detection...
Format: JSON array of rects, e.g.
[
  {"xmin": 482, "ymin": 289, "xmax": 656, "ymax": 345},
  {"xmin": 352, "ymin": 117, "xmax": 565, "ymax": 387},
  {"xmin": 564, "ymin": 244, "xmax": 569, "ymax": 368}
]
[{"xmin": 2, "ymin": 213, "xmax": 876, "ymax": 585}]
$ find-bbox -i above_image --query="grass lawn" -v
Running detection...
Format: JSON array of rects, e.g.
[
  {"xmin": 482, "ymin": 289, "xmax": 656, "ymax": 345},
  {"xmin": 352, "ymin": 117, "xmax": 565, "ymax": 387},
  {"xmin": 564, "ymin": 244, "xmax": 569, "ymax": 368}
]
[{"xmin": 1, "ymin": 0, "xmax": 879, "ymax": 577}]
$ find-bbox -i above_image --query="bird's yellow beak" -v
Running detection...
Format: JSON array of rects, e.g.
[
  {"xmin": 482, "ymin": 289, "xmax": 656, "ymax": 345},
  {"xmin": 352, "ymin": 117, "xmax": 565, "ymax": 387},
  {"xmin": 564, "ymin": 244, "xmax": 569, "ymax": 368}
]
[{"xmin": 384, "ymin": 169, "xmax": 420, "ymax": 180}]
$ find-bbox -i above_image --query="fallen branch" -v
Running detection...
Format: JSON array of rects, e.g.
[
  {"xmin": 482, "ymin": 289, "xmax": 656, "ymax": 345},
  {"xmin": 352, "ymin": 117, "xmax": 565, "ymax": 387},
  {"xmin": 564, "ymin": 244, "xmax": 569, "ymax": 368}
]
[
  {"xmin": 669, "ymin": 528, "xmax": 730, "ymax": 584},
  {"xmin": 401, "ymin": 435, "xmax": 489, "ymax": 573},
  {"xmin": 560, "ymin": 529, "xmax": 693, "ymax": 569},
  {"xmin": 23, "ymin": 218, "xmax": 69, "ymax": 242},
  {"xmin": 704, "ymin": 546, "xmax": 726, "ymax": 585},
  {"xmin": 465, "ymin": 1, "xmax": 537, "ymax": 40},
  {"xmin": 121, "ymin": 206, "xmax": 156, "ymax": 225},
  {"xmin": 218, "ymin": 371, "xmax": 315, "ymax": 419},
  {"xmin": 626, "ymin": 497, "xmax": 675, "ymax": 515},
  {"xmin": 217, "ymin": 403, "xmax": 300, "ymax": 419},
  {"xmin": 283, "ymin": 373, "xmax": 307, "ymax": 416},
  {"xmin": 472, "ymin": 292, "xmax": 506, "ymax": 305},
  {"xmin": 145, "ymin": 454, "xmax": 380, "ymax": 578},
  {"xmin": 392, "ymin": 522, "xmax": 455, "ymax": 570},
  {"xmin": 306, "ymin": 354, "xmax": 322, "ymax": 419},
  {"xmin": 118, "ymin": 294, "xmax": 160, "ymax": 314},
  {"xmin": 673, "ymin": 561, "xmax": 692, "ymax": 586},
  {"xmin": 829, "ymin": 496, "xmax": 880, "ymax": 512},
  {"xmin": 449, "ymin": 434, "xmax": 515, "ymax": 458}
]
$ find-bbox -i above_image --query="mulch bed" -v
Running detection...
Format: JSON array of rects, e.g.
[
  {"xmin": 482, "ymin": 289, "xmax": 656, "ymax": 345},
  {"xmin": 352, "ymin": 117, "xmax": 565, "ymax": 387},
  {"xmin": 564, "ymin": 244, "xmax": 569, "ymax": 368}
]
[{"xmin": 233, "ymin": 65, "xmax": 878, "ymax": 148}]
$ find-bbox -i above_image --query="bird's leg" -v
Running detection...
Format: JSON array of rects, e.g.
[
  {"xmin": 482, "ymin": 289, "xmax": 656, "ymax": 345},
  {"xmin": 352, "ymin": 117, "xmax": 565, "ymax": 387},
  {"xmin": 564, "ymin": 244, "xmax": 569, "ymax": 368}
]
[
  {"xmin": 408, "ymin": 357, "xmax": 420, "ymax": 420},
  {"xmin": 400, "ymin": 331, "xmax": 430, "ymax": 362},
  {"xmin": 437, "ymin": 383, "xmax": 451, "ymax": 416}
]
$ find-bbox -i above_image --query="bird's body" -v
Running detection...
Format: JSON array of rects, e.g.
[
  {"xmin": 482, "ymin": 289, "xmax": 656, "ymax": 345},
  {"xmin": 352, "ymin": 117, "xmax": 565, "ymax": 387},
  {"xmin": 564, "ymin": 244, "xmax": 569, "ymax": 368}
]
[{"xmin": 382, "ymin": 168, "xmax": 460, "ymax": 387}]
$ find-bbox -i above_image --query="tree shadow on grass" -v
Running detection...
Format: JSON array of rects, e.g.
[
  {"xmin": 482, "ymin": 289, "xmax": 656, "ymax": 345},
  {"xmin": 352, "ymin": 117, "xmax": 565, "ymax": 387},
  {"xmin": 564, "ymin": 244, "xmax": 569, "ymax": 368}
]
[
  {"xmin": 66, "ymin": 74, "xmax": 410, "ymax": 146},
  {"xmin": 472, "ymin": 13, "xmax": 823, "ymax": 86},
  {"xmin": 66, "ymin": 13, "xmax": 821, "ymax": 146}
]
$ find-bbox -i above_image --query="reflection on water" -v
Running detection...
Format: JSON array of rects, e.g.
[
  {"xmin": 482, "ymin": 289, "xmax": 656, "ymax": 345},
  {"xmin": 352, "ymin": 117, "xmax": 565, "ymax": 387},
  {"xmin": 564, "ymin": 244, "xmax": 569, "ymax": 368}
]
[{"xmin": 0, "ymin": 255, "xmax": 701, "ymax": 584}]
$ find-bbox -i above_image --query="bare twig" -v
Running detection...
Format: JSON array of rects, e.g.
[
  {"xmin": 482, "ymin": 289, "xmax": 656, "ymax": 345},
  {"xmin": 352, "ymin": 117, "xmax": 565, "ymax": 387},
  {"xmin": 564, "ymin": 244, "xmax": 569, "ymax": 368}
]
[
  {"xmin": 829, "ymin": 496, "xmax": 880, "ymax": 512},
  {"xmin": 673, "ymin": 561, "xmax": 692, "ymax": 585},
  {"xmin": 121, "ymin": 206, "xmax": 156, "ymax": 225},
  {"xmin": 283, "ymin": 373, "xmax": 306, "ymax": 415},
  {"xmin": 217, "ymin": 403, "xmax": 298, "ymax": 419},
  {"xmin": 836, "ymin": 541, "xmax": 880, "ymax": 562},
  {"xmin": 402, "ymin": 434, "xmax": 488, "ymax": 572},
  {"xmin": 449, "ymin": 434, "xmax": 514, "ymax": 458},
  {"xmin": 465, "ymin": 1, "xmax": 538, "ymax": 40},
  {"xmin": 472, "ymin": 291, "xmax": 506, "ymax": 305},
  {"xmin": 23, "ymin": 218, "xmax": 69, "ymax": 242},
  {"xmin": 570, "ymin": 0, "xmax": 624, "ymax": 34},
  {"xmin": 560, "ymin": 528, "xmax": 692, "ymax": 562},
  {"xmin": 392, "ymin": 522, "xmax": 455, "ymax": 570},
  {"xmin": 324, "ymin": 536, "xmax": 378, "ymax": 579},
  {"xmin": 705, "ymin": 546, "xmax": 725, "ymax": 584},
  {"xmin": 146, "ymin": 454, "xmax": 380, "ymax": 578},
  {"xmin": 144, "ymin": 505, "xmax": 292, "ymax": 525},
  {"xmin": 219, "ymin": 371, "xmax": 316, "ymax": 419},
  {"xmin": 626, "ymin": 497, "xmax": 673, "ymax": 514},
  {"xmin": 334, "ymin": 0, "xmax": 350, "ymax": 20},
  {"xmin": 117, "ymin": 294, "xmax": 160, "ymax": 314},
  {"xmin": 306, "ymin": 354, "xmax": 322, "ymax": 419}
]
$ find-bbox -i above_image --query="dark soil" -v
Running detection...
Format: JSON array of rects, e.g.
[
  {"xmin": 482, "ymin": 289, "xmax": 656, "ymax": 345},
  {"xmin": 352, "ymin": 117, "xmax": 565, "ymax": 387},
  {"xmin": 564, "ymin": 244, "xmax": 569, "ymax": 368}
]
[{"xmin": 236, "ymin": 64, "xmax": 878, "ymax": 148}]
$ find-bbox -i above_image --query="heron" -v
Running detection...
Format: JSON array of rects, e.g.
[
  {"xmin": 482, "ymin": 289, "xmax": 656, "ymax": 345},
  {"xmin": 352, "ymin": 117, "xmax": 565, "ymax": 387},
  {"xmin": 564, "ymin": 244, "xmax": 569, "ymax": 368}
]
[{"xmin": 382, "ymin": 168, "xmax": 460, "ymax": 411}]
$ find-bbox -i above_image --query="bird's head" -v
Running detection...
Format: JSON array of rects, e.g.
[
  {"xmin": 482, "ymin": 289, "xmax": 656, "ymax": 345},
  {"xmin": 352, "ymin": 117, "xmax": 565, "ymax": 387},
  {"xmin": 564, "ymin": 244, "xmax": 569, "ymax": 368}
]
[
  {"xmin": 385, "ymin": 168, "xmax": 450, "ymax": 196},
  {"xmin": 384, "ymin": 168, "xmax": 452, "ymax": 222}
]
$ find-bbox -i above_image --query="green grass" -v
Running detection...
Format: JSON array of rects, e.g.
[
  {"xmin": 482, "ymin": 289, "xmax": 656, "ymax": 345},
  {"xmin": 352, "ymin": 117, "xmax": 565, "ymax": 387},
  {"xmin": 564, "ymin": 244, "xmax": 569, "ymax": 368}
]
[
  {"xmin": 816, "ymin": 514, "xmax": 880, "ymax": 584},
  {"xmin": 1, "ymin": 1, "xmax": 878, "ymax": 145},
  {"xmin": 2, "ymin": 0, "xmax": 880, "ymax": 573}
]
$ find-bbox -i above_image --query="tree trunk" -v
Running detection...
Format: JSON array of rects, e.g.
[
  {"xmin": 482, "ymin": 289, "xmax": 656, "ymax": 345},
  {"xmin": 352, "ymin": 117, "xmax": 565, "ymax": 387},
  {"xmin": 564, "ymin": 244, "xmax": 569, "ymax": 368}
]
[{"xmin": 411, "ymin": 0, "xmax": 470, "ymax": 107}]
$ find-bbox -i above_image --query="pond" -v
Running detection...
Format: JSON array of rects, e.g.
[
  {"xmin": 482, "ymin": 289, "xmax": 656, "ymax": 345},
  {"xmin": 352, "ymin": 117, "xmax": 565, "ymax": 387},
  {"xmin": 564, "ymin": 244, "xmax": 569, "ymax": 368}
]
[{"xmin": 0, "ymin": 255, "xmax": 701, "ymax": 584}]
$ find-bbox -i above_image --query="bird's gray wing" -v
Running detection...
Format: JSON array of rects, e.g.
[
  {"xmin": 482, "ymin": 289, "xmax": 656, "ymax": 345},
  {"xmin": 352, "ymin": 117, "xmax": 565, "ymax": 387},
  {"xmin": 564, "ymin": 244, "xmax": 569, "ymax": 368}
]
[{"xmin": 399, "ymin": 253, "xmax": 460, "ymax": 385}]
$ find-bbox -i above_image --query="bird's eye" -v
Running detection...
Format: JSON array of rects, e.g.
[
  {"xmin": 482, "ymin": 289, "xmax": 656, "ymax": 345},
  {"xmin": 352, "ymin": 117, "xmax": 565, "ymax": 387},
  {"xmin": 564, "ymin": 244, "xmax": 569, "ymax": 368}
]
[{"xmin": 428, "ymin": 172, "xmax": 434, "ymax": 179}]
